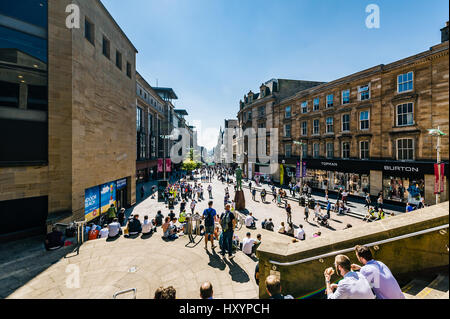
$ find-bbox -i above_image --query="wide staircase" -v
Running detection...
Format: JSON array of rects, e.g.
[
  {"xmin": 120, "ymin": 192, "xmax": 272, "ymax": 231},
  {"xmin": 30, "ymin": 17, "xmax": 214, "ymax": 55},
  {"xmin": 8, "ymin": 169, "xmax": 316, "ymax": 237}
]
[
  {"xmin": 256, "ymin": 202, "xmax": 449, "ymax": 299},
  {"xmin": 402, "ymin": 273, "xmax": 449, "ymax": 299}
]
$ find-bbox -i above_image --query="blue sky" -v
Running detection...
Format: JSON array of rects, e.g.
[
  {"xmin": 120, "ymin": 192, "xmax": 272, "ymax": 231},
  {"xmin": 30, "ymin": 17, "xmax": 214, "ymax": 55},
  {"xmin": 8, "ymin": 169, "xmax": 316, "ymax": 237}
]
[{"xmin": 101, "ymin": 0, "xmax": 449, "ymax": 150}]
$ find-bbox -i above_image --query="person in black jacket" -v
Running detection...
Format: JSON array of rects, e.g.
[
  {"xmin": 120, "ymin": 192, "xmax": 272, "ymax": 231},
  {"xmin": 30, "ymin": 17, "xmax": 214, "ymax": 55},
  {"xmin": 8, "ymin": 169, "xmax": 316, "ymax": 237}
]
[{"xmin": 127, "ymin": 215, "xmax": 142, "ymax": 235}]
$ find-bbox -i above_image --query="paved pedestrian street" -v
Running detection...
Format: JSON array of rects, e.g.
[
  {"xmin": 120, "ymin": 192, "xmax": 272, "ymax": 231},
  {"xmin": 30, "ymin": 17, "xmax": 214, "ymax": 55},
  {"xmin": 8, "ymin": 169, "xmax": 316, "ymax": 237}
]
[{"xmin": 1, "ymin": 176, "xmax": 395, "ymax": 299}]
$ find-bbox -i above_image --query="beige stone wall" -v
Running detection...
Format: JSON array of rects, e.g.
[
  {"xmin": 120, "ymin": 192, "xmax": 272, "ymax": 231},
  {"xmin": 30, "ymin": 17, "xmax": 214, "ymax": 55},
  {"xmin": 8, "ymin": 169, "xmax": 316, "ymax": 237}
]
[{"xmin": 70, "ymin": 0, "xmax": 137, "ymax": 219}]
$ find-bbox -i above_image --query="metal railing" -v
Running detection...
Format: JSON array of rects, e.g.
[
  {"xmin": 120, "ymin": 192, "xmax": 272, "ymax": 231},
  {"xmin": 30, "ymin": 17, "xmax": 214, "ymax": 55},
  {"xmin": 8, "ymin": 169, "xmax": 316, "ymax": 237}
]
[
  {"xmin": 269, "ymin": 224, "xmax": 449, "ymax": 267},
  {"xmin": 113, "ymin": 288, "xmax": 137, "ymax": 299}
]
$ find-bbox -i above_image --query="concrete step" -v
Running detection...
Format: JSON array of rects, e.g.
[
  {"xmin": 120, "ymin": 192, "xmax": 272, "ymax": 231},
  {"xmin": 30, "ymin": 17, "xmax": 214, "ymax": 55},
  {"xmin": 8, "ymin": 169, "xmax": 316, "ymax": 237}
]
[
  {"xmin": 402, "ymin": 279, "xmax": 430, "ymax": 299},
  {"xmin": 415, "ymin": 274, "xmax": 449, "ymax": 299}
]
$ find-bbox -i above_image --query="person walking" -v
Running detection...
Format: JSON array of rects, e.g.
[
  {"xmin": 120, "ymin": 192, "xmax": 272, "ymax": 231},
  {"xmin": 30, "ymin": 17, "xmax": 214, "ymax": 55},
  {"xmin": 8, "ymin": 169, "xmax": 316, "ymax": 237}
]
[
  {"xmin": 219, "ymin": 204, "xmax": 236, "ymax": 259},
  {"xmin": 364, "ymin": 192, "xmax": 371, "ymax": 209},
  {"xmin": 252, "ymin": 188, "xmax": 257, "ymax": 201},
  {"xmin": 304, "ymin": 205, "xmax": 309, "ymax": 222},
  {"xmin": 202, "ymin": 201, "xmax": 217, "ymax": 250},
  {"xmin": 286, "ymin": 204, "xmax": 292, "ymax": 224},
  {"xmin": 207, "ymin": 184, "xmax": 213, "ymax": 199}
]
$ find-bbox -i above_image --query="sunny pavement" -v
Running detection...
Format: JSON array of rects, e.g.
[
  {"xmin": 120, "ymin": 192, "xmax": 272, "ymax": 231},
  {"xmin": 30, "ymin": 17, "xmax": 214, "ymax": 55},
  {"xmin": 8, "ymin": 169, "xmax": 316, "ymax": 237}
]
[{"xmin": 2, "ymin": 175, "xmax": 371, "ymax": 299}]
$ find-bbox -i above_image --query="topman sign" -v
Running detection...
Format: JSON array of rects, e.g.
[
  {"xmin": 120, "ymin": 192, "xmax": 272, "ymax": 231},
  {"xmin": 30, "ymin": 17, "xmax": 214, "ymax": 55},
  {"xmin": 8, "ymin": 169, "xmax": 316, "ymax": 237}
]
[{"xmin": 384, "ymin": 165, "xmax": 420, "ymax": 173}]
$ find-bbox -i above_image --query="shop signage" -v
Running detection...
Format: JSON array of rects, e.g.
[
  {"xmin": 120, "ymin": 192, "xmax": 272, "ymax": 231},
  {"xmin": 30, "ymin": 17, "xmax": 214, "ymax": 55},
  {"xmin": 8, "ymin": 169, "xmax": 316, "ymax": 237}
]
[
  {"xmin": 85, "ymin": 186, "xmax": 100, "ymax": 222},
  {"xmin": 384, "ymin": 165, "xmax": 420, "ymax": 173},
  {"xmin": 117, "ymin": 178, "xmax": 127, "ymax": 190}
]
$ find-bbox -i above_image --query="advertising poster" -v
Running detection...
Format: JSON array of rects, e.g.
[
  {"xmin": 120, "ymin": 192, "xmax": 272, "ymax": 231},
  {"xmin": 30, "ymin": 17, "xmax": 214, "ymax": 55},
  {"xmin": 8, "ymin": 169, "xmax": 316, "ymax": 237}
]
[
  {"xmin": 165, "ymin": 159, "xmax": 172, "ymax": 172},
  {"xmin": 100, "ymin": 181, "xmax": 116, "ymax": 214},
  {"xmin": 440, "ymin": 163, "xmax": 445, "ymax": 193},
  {"xmin": 85, "ymin": 186, "xmax": 100, "ymax": 222}
]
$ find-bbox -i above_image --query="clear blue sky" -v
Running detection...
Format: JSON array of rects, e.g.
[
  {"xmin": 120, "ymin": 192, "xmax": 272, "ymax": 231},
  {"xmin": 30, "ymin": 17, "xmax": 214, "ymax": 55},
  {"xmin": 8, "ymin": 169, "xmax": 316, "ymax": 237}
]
[{"xmin": 101, "ymin": 0, "xmax": 449, "ymax": 150}]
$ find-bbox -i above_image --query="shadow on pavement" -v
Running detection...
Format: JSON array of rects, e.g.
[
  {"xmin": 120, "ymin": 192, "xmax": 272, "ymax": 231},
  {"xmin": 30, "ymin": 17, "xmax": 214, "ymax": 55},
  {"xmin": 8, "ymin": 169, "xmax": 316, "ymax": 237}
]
[
  {"xmin": 206, "ymin": 249, "xmax": 226, "ymax": 271},
  {"xmin": 223, "ymin": 258, "xmax": 250, "ymax": 283}
]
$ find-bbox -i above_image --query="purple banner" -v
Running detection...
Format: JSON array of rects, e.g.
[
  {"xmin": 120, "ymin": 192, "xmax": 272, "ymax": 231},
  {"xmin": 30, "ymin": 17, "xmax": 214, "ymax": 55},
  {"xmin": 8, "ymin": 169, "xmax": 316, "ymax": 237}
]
[
  {"xmin": 296, "ymin": 162, "xmax": 301, "ymax": 178},
  {"xmin": 302, "ymin": 161, "xmax": 307, "ymax": 178}
]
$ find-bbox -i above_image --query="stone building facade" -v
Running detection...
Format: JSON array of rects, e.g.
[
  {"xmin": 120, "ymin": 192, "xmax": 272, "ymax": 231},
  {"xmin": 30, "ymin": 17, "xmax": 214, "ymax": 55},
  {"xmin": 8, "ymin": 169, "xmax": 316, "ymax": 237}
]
[
  {"xmin": 0, "ymin": 0, "xmax": 137, "ymax": 240},
  {"xmin": 237, "ymin": 25, "xmax": 449, "ymax": 206}
]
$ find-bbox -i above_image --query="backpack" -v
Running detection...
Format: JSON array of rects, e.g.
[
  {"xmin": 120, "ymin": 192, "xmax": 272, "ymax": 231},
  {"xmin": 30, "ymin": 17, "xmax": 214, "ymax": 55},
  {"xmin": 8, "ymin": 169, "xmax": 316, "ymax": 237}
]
[
  {"xmin": 204, "ymin": 208, "xmax": 215, "ymax": 226},
  {"xmin": 221, "ymin": 211, "xmax": 232, "ymax": 232}
]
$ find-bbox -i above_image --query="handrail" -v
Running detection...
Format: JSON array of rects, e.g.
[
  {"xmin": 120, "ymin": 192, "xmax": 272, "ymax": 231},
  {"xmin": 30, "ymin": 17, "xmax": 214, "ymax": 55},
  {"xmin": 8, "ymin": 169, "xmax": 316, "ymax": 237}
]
[
  {"xmin": 269, "ymin": 224, "xmax": 449, "ymax": 267},
  {"xmin": 113, "ymin": 288, "xmax": 137, "ymax": 299}
]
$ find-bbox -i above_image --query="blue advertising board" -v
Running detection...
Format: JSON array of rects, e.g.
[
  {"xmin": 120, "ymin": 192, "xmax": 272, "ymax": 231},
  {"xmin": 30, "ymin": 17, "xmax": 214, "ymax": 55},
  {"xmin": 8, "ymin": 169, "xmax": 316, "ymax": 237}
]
[
  {"xmin": 85, "ymin": 186, "xmax": 100, "ymax": 222},
  {"xmin": 100, "ymin": 181, "xmax": 117, "ymax": 214}
]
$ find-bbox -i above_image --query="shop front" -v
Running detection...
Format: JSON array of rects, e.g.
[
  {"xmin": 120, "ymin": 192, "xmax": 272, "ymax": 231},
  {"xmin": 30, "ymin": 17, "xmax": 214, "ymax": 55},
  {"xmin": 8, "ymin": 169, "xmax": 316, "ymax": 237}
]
[
  {"xmin": 84, "ymin": 177, "xmax": 130, "ymax": 222},
  {"xmin": 289, "ymin": 158, "xmax": 447, "ymax": 206}
]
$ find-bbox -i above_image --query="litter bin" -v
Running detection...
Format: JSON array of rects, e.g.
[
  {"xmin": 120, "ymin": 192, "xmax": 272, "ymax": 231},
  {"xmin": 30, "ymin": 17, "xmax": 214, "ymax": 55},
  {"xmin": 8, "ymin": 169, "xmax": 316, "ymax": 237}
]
[{"xmin": 308, "ymin": 198, "xmax": 316, "ymax": 209}]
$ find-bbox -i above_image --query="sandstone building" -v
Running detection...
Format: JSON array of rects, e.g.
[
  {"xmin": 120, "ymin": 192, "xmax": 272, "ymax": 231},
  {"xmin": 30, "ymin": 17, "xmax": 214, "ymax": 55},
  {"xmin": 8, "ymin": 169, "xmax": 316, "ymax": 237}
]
[
  {"xmin": 237, "ymin": 24, "xmax": 449, "ymax": 206},
  {"xmin": 0, "ymin": 0, "xmax": 137, "ymax": 240}
]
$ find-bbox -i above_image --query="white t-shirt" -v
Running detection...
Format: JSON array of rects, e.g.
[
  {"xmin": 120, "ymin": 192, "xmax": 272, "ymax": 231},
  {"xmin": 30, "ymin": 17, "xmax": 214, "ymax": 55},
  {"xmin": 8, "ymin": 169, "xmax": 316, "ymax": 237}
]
[
  {"xmin": 142, "ymin": 220, "xmax": 153, "ymax": 234},
  {"xmin": 99, "ymin": 228, "xmax": 109, "ymax": 238},
  {"xmin": 242, "ymin": 237, "xmax": 256, "ymax": 255},
  {"xmin": 296, "ymin": 228, "xmax": 305, "ymax": 240},
  {"xmin": 245, "ymin": 215, "xmax": 254, "ymax": 227}
]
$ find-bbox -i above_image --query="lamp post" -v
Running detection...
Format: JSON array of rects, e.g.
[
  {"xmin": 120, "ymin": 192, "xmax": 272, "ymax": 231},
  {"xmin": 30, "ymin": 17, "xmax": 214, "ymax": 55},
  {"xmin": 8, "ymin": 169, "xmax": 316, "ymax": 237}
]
[
  {"xmin": 428, "ymin": 127, "xmax": 447, "ymax": 204},
  {"xmin": 294, "ymin": 140, "xmax": 306, "ymax": 188}
]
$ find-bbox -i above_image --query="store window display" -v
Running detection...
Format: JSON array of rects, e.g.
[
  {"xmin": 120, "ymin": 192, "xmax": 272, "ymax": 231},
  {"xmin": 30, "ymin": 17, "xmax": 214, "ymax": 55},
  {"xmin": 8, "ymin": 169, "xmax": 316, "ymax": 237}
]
[{"xmin": 383, "ymin": 177, "xmax": 424, "ymax": 204}]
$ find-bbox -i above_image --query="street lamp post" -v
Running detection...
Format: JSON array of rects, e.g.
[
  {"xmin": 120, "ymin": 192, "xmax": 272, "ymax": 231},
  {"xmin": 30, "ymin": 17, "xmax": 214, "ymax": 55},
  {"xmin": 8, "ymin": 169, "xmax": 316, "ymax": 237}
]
[
  {"xmin": 294, "ymin": 140, "xmax": 306, "ymax": 189},
  {"xmin": 428, "ymin": 127, "xmax": 447, "ymax": 205}
]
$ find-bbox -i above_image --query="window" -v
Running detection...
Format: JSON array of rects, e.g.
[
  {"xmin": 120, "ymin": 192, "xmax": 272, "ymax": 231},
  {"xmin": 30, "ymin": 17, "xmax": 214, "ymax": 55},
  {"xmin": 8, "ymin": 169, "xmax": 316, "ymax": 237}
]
[
  {"xmin": 148, "ymin": 113, "xmax": 153, "ymax": 133},
  {"xmin": 313, "ymin": 98, "xmax": 320, "ymax": 111},
  {"xmin": 342, "ymin": 114, "xmax": 350, "ymax": 132},
  {"xmin": 342, "ymin": 89, "xmax": 350, "ymax": 104},
  {"xmin": 136, "ymin": 107, "xmax": 143, "ymax": 131},
  {"xmin": 284, "ymin": 124, "xmax": 291, "ymax": 138},
  {"xmin": 102, "ymin": 36, "xmax": 110, "ymax": 59},
  {"xmin": 327, "ymin": 95, "xmax": 334, "ymax": 108},
  {"xmin": 248, "ymin": 111, "xmax": 252, "ymax": 120},
  {"xmin": 360, "ymin": 111, "xmax": 370, "ymax": 130},
  {"xmin": 85, "ymin": 18, "xmax": 95, "ymax": 45},
  {"xmin": 359, "ymin": 84, "xmax": 370, "ymax": 101},
  {"xmin": 326, "ymin": 143, "xmax": 334, "ymax": 158},
  {"xmin": 302, "ymin": 144, "xmax": 308, "ymax": 159},
  {"xmin": 360, "ymin": 141, "xmax": 369, "ymax": 160},
  {"xmin": 127, "ymin": 62, "xmax": 132, "ymax": 78},
  {"xmin": 397, "ymin": 103, "xmax": 414, "ymax": 126},
  {"xmin": 342, "ymin": 142, "xmax": 350, "ymax": 159},
  {"xmin": 326, "ymin": 117, "xmax": 334, "ymax": 133},
  {"xmin": 258, "ymin": 106, "xmax": 265, "ymax": 118},
  {"xmin": 397, "ymin": 138, "xmax": 414, "ymax": 161},
  {"xmin": 313, "ymin": 143, "xmax": 320, "ymax": 158},
  {"xmin": 116, "ymin": 50, "xmax": 122, "ymax": 70},
  {"xmin": 285, "ymin": 144, "xmax": 292, "ymax": 158},
  {"xmin": 313, "ymin": 119, "xmax": 320, "ymax": 135},
  {"xmin": 285, "ymin": 106, "xmax": 292, "ymax": 118},
  {"xmin": 398, "ymin": 72, "xmax": 414, "ymax": 93},
  {"xmin": 301, "ymin": 121, "xmax": 307, "ymax": 136},
  {"xmin": 301, "ymin": 101, "xmax": 308, "ymax": 114}
]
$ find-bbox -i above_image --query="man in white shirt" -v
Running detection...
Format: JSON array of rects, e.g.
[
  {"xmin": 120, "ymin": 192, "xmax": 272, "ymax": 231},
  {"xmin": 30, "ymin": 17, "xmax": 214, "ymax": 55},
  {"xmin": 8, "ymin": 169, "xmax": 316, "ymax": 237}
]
[
  {"xmin": 107, "ymin": 218, "xmax": 122, "ymax": 238},
  {"xmin": 242, "ymin": 232, "xmax": 256, "ymax": 256},
  {"xmin": 351, "ymin": 245, "xmax": 405, "ymax": 299},
  {"xmin": 99, "ymin": 224, "xmax": 109, "ymax": 239},
  {"xmin": 295, "ymin": 224, "xmax": 305, "ymax": 240},
  {"xmin": 324, "ymin": 254, "xmax": 375, "ymax": 299},
  {"xmin": 245, "ymin": 212, "xmax": 256, "ymax": 228}
]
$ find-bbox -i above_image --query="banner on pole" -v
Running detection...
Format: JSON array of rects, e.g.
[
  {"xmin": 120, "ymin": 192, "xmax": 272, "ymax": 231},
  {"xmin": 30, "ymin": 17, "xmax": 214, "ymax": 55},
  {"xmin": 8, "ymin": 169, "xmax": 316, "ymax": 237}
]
[
  {"xmin": 440, "ymin": 163, "xmax": 445, "ymax": 193},
  {"xmin": 434, "ymin": 163, "xmax": 440, "ymax": 194},
  {"xmin": 157, "ymin": 159, "xmax": 163, "ymax": 173}
]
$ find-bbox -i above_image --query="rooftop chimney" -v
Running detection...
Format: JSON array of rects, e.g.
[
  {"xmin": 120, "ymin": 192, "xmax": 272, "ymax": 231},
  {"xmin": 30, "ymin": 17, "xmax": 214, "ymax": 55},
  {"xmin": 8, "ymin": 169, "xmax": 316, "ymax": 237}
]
[{"xmin": 441, "ymin": 21, "xmax": 449, "ymax": 43}]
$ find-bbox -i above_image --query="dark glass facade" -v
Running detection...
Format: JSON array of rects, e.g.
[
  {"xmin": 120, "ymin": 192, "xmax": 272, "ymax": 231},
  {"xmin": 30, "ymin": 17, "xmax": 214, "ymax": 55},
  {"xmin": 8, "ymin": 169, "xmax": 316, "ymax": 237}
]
[{"xmin": 0, "ymin": 0, "xmax": 48, "ymax": 165}]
